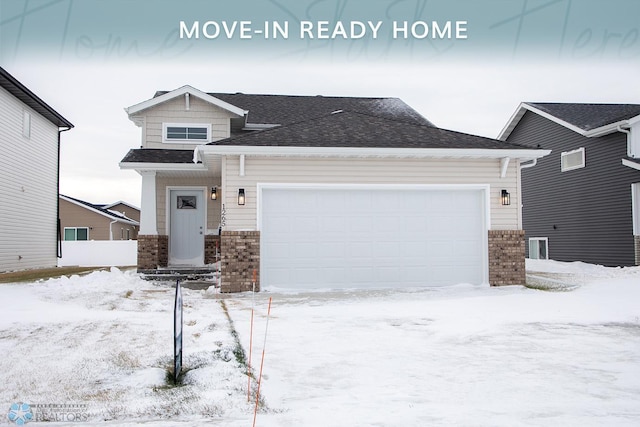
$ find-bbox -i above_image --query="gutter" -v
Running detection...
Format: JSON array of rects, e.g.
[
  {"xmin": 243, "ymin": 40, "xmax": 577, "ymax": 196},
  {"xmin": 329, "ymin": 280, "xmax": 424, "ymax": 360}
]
[{"xmin": 195, "ymin": 144, "xmax": 551, "ymax": 161}]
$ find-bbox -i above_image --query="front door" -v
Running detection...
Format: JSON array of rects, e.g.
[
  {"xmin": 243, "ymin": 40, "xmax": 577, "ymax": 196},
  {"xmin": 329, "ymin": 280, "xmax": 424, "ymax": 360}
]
[{"xmin": 169, "ymin": 189, "xmax": 205, "ymax": 266}]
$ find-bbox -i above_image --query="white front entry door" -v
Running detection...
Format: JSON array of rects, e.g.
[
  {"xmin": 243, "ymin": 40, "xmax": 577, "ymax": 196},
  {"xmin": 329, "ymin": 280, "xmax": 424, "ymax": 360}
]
[
  {"xmin": 261, "ymin": 186, "xmax": 488, "ymax": 289},
  {"xmin": 169, "ymin": 189, "xmax": 205, "ymax": 266}
]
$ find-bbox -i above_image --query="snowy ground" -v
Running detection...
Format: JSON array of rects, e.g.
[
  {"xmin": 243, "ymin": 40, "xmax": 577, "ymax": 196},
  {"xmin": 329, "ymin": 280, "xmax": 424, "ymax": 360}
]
[{"xmin": 1, "ymin": 261, "xmax": 639, "ymax": 426}]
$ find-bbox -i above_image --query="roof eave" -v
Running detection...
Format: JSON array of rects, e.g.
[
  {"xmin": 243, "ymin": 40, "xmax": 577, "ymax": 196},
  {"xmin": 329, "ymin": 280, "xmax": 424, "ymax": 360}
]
[
  {"xmin": 196, "ymin": 144, "xmax": 551, "ymax": 160},
  {"xmin": 119, "ymin": 161, "xmax": 207, "ymax": 171},
  {"xmin": 60, "ymin": 195, "xmax": 139, "ymax": 225},
  {"xmin": 499, "ymin": 103, "xmax": 640, "ymax": 140}
]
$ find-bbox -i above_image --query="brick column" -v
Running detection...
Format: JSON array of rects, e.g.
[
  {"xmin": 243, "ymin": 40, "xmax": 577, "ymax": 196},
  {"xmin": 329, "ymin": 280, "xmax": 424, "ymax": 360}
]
[
  {"xmin": 137, "ymin": 235, "xmax": 168, "ymax": 272},
  {"xmin": 220, "ymin": 231, "xmax": 260, "ymax": 293},
  {"xmin": 488, "ymin": 230, "xmax": 526, "ymax": 286}
]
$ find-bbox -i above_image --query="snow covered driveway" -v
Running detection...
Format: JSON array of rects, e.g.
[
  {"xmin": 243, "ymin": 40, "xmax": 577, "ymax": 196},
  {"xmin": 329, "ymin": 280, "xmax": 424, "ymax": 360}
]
[
  {"xmin": 226, "ymin": 261, "xmax": 640, "ymax": 426},
  {"xmin": 0, "ymin": 261, "xmax": 639, "ymax": 426}
]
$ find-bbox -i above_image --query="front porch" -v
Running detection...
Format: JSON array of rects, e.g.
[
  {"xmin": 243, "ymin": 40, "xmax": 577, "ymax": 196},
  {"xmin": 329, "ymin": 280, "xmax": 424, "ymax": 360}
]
[{"xmin": 136, "ymin": 232, "xmax": 260, "ymax": 292}]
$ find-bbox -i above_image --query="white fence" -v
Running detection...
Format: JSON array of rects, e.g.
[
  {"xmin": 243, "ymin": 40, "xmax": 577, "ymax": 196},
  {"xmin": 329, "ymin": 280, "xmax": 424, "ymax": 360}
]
[{"xmin": 58, "ymin": 240, "xmax": 138, "ymax": 267}]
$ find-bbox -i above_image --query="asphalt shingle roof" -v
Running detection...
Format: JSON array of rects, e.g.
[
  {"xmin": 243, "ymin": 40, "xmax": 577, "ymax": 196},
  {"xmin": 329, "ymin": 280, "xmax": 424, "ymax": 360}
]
[
  {"xmin": 61, "ymin": 194, "xmax": 137, "ymax": 223},
  {"xmin": 527, "ymin": 102, "xmax": 640, "ymax": 132},
  {"xmin": 154, "ymin": 91, "xmax": 434, "ymax": 127},
  {"xmin": 210, "ymin": 110, "xmax": 532, "ymax": 150},
  {"xmin": 120, "ymin": 149, "xmax": 196, "ymax": 163}
]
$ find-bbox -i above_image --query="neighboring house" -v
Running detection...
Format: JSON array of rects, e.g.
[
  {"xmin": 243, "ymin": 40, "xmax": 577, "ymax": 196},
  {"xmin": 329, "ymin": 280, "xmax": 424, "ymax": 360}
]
[
  {"xmin": 59, "ymin": 194, "xmax": 139, "ymax": 241},
  {"xmin": 98, "ymin": 201, "xmax": 141, "ymax": 223},
  {"xmin": 499, "ymin": 102, "xmax": 640, "ymax": 267},
  {"xmin": 120, "ymin": 85, "xmax": 549, "ymax": 292},
  {"xmin": 0, "ymin": 66, "xmax": 73, "ymax": 272}
]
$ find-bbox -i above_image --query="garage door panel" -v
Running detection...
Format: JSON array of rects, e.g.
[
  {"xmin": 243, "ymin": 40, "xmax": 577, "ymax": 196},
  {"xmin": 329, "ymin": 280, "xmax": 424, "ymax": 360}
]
[{"xmin": 261, "ymin": 187, "xmax": 486, "ymax": 289}]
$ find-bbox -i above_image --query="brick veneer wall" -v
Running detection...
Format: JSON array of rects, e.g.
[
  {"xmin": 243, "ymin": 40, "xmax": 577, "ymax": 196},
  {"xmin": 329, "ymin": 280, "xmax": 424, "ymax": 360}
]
[
  {"xmin": 205, "ymin": 235, "xmax": 221, "ymax": 265},
  {"xmin": 488, "ymin": 230, "xmax": 526, "ymax": 286},
  {"xmin": 220, "ymin": 231, "xmax": 260, "ymax": 293},
  {"xmin": 137, "ymin": 235, "xmax": 168, "ymax": 271},
  {"xmin": 635, "ymin": 236, "xmax": 640, "ymax": 266}
]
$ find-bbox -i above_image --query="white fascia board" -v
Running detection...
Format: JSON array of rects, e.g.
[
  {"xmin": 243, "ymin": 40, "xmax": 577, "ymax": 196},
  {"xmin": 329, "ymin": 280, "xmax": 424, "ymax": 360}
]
[
  {"xmin": 118, "ymin": 161, "xmax": 207, "ymax": 171},
  {"xmin": 60, "ymin": 195, "xmax": 139, "ymax": 226},
  {"xmin": 125, "ymin": 85, "xmax": 247, "ymax": 117},
  {"xmin": 497, "ymin": 103, "xmax": 528, "ymax": 141},
  {"xmin": 196, "ymin": 144, "xmax": 551, "ymax": 160},
  {"xmin": 499, "ymin": 103, "xmax": 637, "ymax": 140},
  {"xmin": 622, "ymin": 158, "xmax": 640, "ymax": 171}
]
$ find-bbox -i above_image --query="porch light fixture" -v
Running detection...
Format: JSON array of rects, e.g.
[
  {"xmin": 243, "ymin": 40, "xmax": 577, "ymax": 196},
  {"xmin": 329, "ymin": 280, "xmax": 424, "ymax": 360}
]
[
  {"xmin": 210, "ymin": 186, "xmax": 217, "ymax": 201},
  {"xmin": 501, "ymin": 189, "xmax": 511, "ymax": 206},
  {"xmin": 238, "ymin": 188, "xmax": 246, "ymax": 205}
]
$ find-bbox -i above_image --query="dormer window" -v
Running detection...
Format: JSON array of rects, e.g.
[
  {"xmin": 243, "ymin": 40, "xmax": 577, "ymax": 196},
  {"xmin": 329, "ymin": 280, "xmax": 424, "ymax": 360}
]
[{"xmin": 163, "ymin": 123, "xmax": 210, "ymax": 143}]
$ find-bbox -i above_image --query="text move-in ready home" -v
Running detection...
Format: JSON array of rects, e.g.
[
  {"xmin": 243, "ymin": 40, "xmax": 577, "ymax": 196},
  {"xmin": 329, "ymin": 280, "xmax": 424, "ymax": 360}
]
[{"xmin": 119, "ymin": 86, "xmax": 550, "ymax": 292}]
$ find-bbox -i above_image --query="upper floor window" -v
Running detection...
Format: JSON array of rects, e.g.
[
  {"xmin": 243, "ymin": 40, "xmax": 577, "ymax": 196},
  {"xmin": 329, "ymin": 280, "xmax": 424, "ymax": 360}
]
[
  {"xmin": 163, "ymin": 123, "xmax": 210, "ymax": 143},
  {"xmin": 560, "ymin": 147, "xmax": 585, "ymax": 172}
]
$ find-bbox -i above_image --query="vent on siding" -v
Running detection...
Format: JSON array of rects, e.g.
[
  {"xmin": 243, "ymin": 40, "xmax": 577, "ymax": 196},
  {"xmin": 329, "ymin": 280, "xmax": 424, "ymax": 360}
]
[{"xmin": 561, "ymin": 147, "xmax": 585, "ymax": 172}]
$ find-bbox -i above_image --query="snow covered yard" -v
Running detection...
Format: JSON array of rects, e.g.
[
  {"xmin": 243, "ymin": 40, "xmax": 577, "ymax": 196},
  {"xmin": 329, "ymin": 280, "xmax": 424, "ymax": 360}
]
[
  {"xmin": 0, "ymin": 261, "xmax": 639, "ymax": 426},
  {"xmin": 0, "ymin": 268, "xmax": 253, "ymax": 424}
]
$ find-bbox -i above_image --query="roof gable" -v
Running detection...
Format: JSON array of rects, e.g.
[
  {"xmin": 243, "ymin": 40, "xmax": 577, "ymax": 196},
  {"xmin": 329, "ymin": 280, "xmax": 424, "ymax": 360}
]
[
  {"xmin": 499, "ymin": 102, "xmax": 640, "ymax": 140},
  {"xmin": 60, "ymin": 194, "xmax": 139, "ymax": 225},
  {"xmin": 0, "ymin": 66, "xmax": 73, "ymax": 128},
  {"xmin": 126, "ymin": 85, "xmax": 247, "ymax": 117}
]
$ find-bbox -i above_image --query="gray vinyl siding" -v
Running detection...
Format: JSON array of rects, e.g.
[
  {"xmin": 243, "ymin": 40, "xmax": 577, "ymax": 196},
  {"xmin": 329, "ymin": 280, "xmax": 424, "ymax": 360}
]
[{"xmin": 508, "ymin": 111, "xmax": 637, "ymax": 266}]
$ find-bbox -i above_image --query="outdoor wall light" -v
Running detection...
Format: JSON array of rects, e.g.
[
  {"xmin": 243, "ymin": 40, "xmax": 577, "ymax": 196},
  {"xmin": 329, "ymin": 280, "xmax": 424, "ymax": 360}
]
[
  {"xmin": 210, "ymin": 186, "xmax": 217, "ymax": 201},
  {"xmin": 501, "ymin": 189, "xmax": 511, "ymax": 206},
  {"xmin": 238, "ymin": 188, "xmax": 246, "ymax": 205}
]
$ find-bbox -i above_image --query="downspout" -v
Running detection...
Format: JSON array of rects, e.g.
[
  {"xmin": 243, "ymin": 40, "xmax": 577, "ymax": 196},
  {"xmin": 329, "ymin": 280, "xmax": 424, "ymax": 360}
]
[
  {"xmin": 618, "ymin": 125, "xmax": 631, "ymax": 156},
  {"xmin": 520, "ymin": 158, "xmax": 538, "ymax": 169},
  {"xmin": 57, "ymin": 127, "xmax": 72, "ymax": 259},
  {"xmin": 109, "ymin": 220, "xmax": 118, "ymax": 240}
]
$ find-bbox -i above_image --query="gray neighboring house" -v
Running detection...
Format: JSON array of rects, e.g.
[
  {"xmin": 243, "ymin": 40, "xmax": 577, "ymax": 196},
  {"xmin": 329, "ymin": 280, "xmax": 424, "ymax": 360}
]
[
  {"xmin": 499, "ymin": 102, "xmax": 640, "ymax": 266},
  {"xmin": 120, "ymin": 85, "xmax": 550, "ymax": 292},
  {"xmin": 0, "ymin": 66, "xmax": 74, "ymax": 272}
]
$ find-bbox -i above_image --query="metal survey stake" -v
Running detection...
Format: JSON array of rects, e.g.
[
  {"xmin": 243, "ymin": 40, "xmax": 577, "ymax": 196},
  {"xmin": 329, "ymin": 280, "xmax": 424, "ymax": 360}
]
[{"xmin": 174, "ymin": 279, "xmax": 183, "ymax": 383}]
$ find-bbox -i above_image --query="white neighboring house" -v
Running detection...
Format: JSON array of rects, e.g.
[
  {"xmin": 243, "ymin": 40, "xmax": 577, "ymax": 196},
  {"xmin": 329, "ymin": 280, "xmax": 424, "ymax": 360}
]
[{"xmin": 0, "ymin": 66, "xmax": 74, "ymax": 272}]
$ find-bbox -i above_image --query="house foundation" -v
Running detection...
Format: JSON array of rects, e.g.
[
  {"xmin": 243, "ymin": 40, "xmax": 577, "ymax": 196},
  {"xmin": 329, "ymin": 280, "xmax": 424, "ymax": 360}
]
[
  {"xmin": 635, "ymin": 236, "xmax": 640, "ymax": 266},
  {"xmin": 137, "ymin": 235, "xmax": 168, "ymax": 271},
  {"xmin": 220, "ymin": 231, "xmax": 260, "ymax": 293},
  {"xmin": 488, "ymin": 230, "xmax": 526, "ymax": 286}
]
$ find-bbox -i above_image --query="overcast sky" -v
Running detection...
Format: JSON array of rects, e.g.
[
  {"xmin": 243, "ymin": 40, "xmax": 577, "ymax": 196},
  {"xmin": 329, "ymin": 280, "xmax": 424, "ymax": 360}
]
[{"xmin": 2, "ymin": 0, "xmax": 639, "ymax": 207}]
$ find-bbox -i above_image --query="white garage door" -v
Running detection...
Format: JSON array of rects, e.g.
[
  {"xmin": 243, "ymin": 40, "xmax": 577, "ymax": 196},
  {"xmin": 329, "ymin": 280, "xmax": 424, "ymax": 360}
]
[{"xmin": 260, "ymin": 186, "xmax": 487, "ymax": 289}]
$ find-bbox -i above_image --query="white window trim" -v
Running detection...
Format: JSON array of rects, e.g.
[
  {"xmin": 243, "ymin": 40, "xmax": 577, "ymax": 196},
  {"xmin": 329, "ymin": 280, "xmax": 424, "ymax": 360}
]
[
  {"xmin": 528, "ymin": 237, "xmax": 549, "ymax": 260},
  {"xmin": 64, "ymin": 227, "xmax": 89, "ymax": 241},
  {"xmin": 162, "ymin": 122, "xmax": 211, "ymax": 144},
  {"xmin": 560, "ymin": 147, "xmax": 585, "ymax": 172}
]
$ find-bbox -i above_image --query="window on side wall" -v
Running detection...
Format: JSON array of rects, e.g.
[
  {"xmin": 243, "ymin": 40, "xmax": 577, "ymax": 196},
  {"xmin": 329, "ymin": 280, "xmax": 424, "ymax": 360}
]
[
  {"xmin": 560, "ymin": 147, "xmax": 585, "ymax": 172},
  {"xmin": 528, "ymin": 237, "xmax": 549, "ymax": 260},
  {"xmin": 64, "ymin": 227, "xmax": 89, "ymax": 241},
  {"xmin": 163, "ymin": 123, "xmax": 210, "ymax": 143}
]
